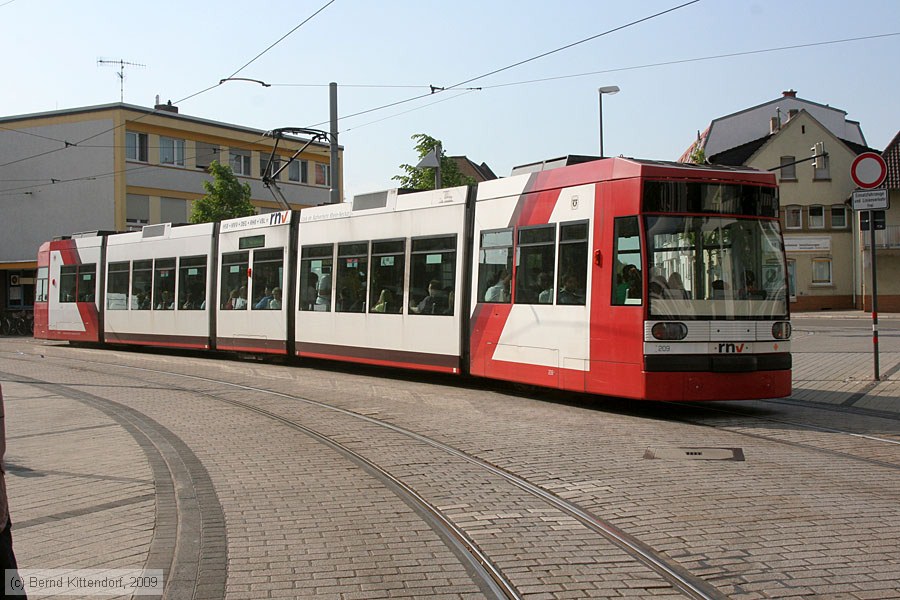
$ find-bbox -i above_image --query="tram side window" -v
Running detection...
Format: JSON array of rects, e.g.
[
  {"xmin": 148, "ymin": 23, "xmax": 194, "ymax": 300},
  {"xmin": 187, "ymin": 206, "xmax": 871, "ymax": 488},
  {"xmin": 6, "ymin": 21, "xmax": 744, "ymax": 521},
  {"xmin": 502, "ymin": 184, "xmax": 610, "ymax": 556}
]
[
  {"xmin": 515, "ymin": 226, "xmax": 556, "ymax": 304},
  {"xmin": 107, "ymin": 262, "xmax": 130, "ymax": 310},
  {"xmin": 178, "ymin": 256, "xmax": 207, "ymax": 310},
  {"xmin": 36, "ymin": 267, "xmax": 49, "ymax": 303},
  {"xmin": 478, "ymin": 229, "xmax": 513, "ymax": 304},
  {"xmin": 77, "ymin": 264, "xmax": 96, "ymax": 302},
  {"xmin": 369, "ymin": 240, "xmax": 405, "ymax": 314},
  {"xmin": 59, "ymin": 263, "xmax": 97, "ymax": 304},
  {"xmin": 132, "ymin": 260, "xmax": 153, "ymax": 310},
  {"xmin": 336, "ymin": 242, "xmax": 368, "ymax": 313},
  {"xmin": 556, "ymin": 222, "xmax": 588, "ymax": 306},
  {"xmin": 59, "ymin": 265, "xmax": 77, "ymax": 303},
  {"xmin": 300, "ymin": 245, "xmax": 333, "ymax": 312},
  {"xmin": 409, "ymin": 235, "xmax": 456, "ymax": 316},
  {"xmin": 154, "ymin": 258, "xmax": 176, "ymax": 310},
  {"xmin": 221, "ymin": 252, "xmax": 249, "ymax": 310},
  {"xmin": 612, "ymin": 217, "xmax": 643, "ymax": 306},
  {"xmin": 251, "ymin": 249, "xmax": 284, "ymax": 310}
]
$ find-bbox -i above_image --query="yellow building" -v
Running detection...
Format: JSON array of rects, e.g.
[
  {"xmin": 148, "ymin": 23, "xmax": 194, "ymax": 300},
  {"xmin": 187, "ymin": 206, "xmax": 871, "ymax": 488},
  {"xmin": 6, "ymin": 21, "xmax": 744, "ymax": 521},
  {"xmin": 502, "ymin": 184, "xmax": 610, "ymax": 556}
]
[
  {"xmin": 0, "ymin": 102, "xmax": 343, "ymax": 312},
  {"xmin": 682, "ymin": 91, "xmax": 885, "ymax": 311}
]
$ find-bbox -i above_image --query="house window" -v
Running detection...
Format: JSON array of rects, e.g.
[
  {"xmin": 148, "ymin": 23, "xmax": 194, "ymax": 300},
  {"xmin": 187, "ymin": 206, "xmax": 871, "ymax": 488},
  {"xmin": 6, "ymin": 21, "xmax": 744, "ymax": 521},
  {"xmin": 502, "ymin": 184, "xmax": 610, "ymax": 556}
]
[
  {"xmin": 808, "ymin": 205, "xmax": 825, "ymax": 229},
  {"xmin": 315, "ymin": 163, "xmax": 330, "ymax": 186},
  {"xmin": 812, "ymin": 258, "xmax": 832, "ymax": 285},
  {"xmin": 161, "ymin": 197, "xmax": 187, "ymax": 224},
  {"xmin": 831, "ymin": 205, "xmax": 848, "ymax": 229},
  {"xmin": 229, "ymin": 150, "xmax": 251, "ymax": 175},
  {"xmin": 196, "ymin": 142, "xmax": 218, "ymax": 170},
  {"xmin": 160, "ymin": 137, "xmax": 185, "ymax": 166},
  {"xmin": 785, "ymin": 206, "xmax": 802, "ymax": 230},
  {"xmin": 260, "ymin": 156, "xmax": 280, "ymax": 180},
  {"xmin": 779, "ymin": 156, "xmax": 796, "ymax": 181},
  {"xmin": 814, "ymin": 154, "xmax": 830, "ymax": 180},
  {"xmin": 125, "ymin": 131, "xmax": 148, "ymax": 162},
  {"xmin": 288, "ymin": 160, "xmax": 308, "ymax": 183},
  {"xmin": 126, "ymin": 194, "xmax": 150, "ymax": 231}
]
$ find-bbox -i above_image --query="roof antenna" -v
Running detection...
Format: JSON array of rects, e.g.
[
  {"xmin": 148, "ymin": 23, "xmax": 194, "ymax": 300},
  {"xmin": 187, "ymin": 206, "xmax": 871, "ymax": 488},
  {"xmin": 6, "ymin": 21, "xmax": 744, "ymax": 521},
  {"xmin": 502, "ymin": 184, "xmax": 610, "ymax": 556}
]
[{"xmin": 97, "ymin": 58, "xmax": 147, "ymax": 102}]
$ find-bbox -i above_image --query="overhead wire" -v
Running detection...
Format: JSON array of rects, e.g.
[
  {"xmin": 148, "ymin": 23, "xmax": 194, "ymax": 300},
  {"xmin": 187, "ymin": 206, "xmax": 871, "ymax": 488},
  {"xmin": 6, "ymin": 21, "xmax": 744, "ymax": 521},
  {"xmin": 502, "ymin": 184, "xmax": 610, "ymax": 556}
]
[
  {"xmin": 3, "ymin": 3, "xmax": 896, "ymax": 193},
  {"xmin": 225, "ymin": 0, "xmax": 336, "ymax": 80},
  {"xmin": 311, "ymin": 0, "xmax": 701, "ymax": 128},
  {"xmin": 481, "ymin": 32, "xmax": 900, "ymax": 89},
  {"xmin": 0, "ymin": 0, "xmax": 338, "ymax": 170},
  {"xmin": 1, "ymin": 0, "xmax": 690, "ymax": 176}
]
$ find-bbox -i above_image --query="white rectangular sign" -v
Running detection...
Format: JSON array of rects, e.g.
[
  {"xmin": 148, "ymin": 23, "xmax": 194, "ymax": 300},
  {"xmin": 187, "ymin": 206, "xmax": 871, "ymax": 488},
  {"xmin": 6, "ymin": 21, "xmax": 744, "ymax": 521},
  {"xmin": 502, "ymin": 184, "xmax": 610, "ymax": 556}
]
[
  {"xmin": 852, "ymin": 189, "xmax": 889, "ymax": 211},
  {"xmin": 783, "ymin": 236, "xmax": 831, "ymax": 252}
]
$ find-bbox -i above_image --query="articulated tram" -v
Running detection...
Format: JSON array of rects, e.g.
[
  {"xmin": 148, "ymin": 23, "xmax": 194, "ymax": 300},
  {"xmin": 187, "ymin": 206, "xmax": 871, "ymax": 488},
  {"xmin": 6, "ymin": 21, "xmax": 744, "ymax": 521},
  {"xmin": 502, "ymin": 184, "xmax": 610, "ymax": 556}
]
[{"xmin": 35, "ymin": 157, "xmax": 791, "ymax": 401}]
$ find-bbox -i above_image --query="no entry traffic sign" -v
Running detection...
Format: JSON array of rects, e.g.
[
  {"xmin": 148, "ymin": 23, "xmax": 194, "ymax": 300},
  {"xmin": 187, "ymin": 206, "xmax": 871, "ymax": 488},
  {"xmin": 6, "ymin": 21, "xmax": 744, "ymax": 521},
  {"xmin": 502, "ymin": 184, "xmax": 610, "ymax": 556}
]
[{"xmin": 850, "ymin": 152, "xmax": 887, "ymax": 189}]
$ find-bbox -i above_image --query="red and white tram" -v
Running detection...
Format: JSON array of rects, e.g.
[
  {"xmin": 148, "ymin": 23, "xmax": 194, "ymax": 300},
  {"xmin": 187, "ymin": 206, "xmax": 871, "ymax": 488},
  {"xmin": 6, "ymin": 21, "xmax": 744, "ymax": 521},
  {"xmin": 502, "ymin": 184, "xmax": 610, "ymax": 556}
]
[{"xmin": 35, "ymin": 157, "xmax": 791, "ymax": 401}]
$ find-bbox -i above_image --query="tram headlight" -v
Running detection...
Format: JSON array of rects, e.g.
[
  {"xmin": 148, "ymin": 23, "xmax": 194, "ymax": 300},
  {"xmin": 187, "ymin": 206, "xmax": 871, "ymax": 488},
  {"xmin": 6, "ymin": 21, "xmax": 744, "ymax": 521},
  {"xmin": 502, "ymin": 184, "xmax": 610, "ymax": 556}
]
[
  {"xmin": 772, "ymin": 321, "xmax": 792, "ymax": 340},
  {"xmin": 651, "ymin": 322, "xmax": 688, "ymax": 341}
]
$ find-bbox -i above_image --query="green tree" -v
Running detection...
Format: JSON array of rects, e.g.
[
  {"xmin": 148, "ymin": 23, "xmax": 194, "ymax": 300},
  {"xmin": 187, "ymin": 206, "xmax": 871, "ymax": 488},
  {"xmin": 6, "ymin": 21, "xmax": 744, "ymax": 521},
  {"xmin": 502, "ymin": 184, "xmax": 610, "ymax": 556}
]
[
  {"xmin": 392, "ymin": 133, "xmax": 476, "ymax": 190},
  {"xmin": 190, "ymin": 160, "xmax": 255, "ymax": 223},
  {"xmin": 689, "ymin": 145, "xmax": 706, "ymax": 165}
]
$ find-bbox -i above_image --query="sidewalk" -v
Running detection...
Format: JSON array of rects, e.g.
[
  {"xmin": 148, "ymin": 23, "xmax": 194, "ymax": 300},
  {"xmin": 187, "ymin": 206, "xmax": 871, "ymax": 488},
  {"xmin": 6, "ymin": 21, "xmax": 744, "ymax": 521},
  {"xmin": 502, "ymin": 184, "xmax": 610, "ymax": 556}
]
[{"xmin": 790, "ymin": 309, "xmax": 900, "ymax": 413}]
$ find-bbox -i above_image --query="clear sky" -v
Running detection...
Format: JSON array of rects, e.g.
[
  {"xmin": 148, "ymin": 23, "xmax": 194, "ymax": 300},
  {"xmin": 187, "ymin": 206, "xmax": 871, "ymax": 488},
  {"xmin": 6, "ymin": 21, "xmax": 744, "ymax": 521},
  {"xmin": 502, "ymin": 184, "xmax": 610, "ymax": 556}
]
[{"xmin": 1, "ymin": 0, "xmax": 898, "ymax": 200}]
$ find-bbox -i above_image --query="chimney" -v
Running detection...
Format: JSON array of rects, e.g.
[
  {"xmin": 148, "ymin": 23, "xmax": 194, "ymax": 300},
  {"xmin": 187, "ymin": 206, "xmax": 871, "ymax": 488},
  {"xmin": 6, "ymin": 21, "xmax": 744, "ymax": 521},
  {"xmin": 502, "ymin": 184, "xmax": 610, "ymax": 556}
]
[
  {"xmin": 782, "ymin": 89, "xmax": 797, "ymax": 98},
  {"xmin": 770, "ymin": 107, "xmax": 782, "ymax": 133},
  {"xmin": 155, "ymin": 99, "xmax": 179, "ymax": 113},
  {"xmin": 787, "ymin": 109, "xmax": 799, "ymax": 121}
]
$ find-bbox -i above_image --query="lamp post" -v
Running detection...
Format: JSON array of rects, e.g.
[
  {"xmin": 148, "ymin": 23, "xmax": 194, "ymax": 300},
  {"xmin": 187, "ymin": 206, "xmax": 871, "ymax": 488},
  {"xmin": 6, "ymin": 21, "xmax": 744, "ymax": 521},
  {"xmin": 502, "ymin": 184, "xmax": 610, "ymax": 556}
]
[{"xmin": 598, "ymin": 85, "xmax": 620, "ymax": 157}]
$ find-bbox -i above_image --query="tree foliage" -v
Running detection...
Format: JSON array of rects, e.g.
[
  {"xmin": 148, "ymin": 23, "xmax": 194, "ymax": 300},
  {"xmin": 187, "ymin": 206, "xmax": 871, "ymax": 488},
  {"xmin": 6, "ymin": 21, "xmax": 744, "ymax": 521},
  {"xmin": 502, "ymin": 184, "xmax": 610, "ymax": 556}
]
[
  {"xmin": 392, "ymin": 134, "xmax": 476, "ymax": 190},
  {"xmin": 688, "ymin": 145, "xmax": 706, "ymax": 165},
  {"xmin": 190, "ymin": 160, "xmax": 255, "ymax": 224}
]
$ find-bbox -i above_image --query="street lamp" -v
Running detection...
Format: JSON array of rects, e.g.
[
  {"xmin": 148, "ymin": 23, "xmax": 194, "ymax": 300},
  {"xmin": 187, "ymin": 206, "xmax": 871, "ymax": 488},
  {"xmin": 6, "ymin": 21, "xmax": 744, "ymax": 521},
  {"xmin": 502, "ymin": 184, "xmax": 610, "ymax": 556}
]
[{"xmin": 598, "ymin": 85, "xmax": 620, "ymax": 158}]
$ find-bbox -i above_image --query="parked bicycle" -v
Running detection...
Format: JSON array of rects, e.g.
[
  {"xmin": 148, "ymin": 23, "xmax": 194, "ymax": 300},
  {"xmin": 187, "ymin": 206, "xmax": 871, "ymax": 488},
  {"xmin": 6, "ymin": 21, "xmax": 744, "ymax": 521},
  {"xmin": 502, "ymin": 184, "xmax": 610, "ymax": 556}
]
[{"xmin": 0, "ymin": 311, "xmax": 33, "ymax": 336}]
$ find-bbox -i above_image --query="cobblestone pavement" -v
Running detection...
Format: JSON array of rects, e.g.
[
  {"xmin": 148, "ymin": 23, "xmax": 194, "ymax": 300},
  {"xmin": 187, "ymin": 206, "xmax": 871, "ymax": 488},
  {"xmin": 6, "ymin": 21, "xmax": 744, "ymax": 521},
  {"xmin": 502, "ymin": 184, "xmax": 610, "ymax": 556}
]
[{"xmin": 0, "ymin": 315, "xmax": 898, "ymax": 600}]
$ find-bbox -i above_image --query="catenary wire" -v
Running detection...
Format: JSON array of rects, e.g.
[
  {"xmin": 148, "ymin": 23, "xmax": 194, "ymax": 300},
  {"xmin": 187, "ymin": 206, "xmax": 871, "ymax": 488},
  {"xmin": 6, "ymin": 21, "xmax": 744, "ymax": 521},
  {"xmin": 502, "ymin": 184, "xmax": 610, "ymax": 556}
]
[
  {"xmin": 0, "ymin": 2, "xmax": 336, "ymax": 171},
  {"xmin": 225, "ymin": 0, "xmax": 337, "ymax": 80},
  {"xmin": 309, "ymin": 0, "xmax": 701, "ymax": 127},
  {"xmin": 0, "ymin": 1, "xmax": 694, "ymax": 186}
]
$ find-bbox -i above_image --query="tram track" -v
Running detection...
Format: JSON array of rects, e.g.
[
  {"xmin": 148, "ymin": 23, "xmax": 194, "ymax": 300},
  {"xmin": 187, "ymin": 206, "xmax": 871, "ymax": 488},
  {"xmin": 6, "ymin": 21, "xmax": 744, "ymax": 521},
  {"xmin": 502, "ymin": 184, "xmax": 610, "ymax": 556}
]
[{"xmin": 2, "ymin": 344, "xmax": 726, "ymax": 600}]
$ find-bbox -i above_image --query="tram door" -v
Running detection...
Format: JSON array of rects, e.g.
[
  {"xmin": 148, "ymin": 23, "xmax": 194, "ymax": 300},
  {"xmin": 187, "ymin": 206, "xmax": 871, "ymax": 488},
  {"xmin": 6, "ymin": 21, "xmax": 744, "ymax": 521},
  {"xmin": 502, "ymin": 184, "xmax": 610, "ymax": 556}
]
[{"xmin": 587, "ymin": 180, "xmax": 645, "ymax": 398}]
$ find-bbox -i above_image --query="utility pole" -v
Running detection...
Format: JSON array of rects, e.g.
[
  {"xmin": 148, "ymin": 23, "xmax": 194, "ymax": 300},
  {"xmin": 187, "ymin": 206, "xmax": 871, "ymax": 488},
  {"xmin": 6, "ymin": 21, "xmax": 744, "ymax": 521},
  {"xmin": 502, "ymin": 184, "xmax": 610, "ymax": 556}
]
[
  {"xmin": 97, "ymin": 58, "xmax": 146, "ymax": 102},
  {"xmin": 329, "ymin": 82, "xmax": 340, "ymax": 204}
]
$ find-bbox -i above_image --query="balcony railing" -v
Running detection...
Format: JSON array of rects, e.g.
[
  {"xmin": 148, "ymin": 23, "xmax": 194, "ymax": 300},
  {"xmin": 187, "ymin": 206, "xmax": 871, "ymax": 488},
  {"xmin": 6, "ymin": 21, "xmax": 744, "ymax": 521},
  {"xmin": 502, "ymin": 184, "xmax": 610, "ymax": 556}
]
[{"xmin": 862, "ymin": 225, "xmax": 900, "ymax": 249}]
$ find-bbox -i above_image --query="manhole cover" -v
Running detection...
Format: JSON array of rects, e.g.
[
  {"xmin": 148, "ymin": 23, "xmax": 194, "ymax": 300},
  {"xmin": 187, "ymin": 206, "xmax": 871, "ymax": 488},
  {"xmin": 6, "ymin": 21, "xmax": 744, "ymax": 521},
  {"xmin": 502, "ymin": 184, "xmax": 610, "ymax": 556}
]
[{"xmin": 644, "ymin": 447, "xmax": 745, "ymax": 461}]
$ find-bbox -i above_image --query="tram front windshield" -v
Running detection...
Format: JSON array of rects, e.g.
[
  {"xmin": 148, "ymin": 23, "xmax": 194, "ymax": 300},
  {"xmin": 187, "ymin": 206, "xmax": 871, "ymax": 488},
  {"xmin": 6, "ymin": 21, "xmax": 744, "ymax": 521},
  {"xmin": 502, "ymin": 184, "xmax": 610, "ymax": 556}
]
[{"xmin": 645, "ymin": 215, "xmax": 787, "ymax": 319}]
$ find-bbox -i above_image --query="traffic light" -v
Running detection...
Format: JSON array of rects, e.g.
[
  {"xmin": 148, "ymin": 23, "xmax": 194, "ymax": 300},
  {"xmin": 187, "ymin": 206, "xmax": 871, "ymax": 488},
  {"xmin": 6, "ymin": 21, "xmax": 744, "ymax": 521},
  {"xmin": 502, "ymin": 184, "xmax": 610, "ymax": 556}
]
[{"xmin": 811, "ymin": 142, "xmax": 825, "ymax": 169}]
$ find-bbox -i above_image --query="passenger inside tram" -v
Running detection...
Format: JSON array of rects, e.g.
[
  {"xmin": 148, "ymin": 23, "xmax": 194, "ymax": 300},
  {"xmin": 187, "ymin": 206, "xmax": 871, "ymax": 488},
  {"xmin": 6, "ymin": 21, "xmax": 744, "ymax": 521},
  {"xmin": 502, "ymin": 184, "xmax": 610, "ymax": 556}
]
[
  {"xmin": 557, "ymin": 274, "xmax": 585, "ymax": 305},
  {"xmin": 372, "ymin": 289, "xmax": 393, "ymax": 313},
  {"xmin": 484, "ymin": 270, "xmax": 511, "ymax": 303},
  {"xmin": 267, "ymin": 287, "xmax": 282, "ymax": 310},
  {"xmin": 410, "ymin": 280, "xmax": 442, "ymax": 314},
  {"xmin": 666, "ymin": 272, "xmax": 689, "ymax": 299},
  {"xmin": 254, "ymin": 286, "xmax": 273, "ymax": 310},
  {"xmin": 156, "ymin": 290, "xmax": 174, "ymax": 310},
  {"xmin": 301, "ymin": 273, "xmax": 318, "ymax": 311}
]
